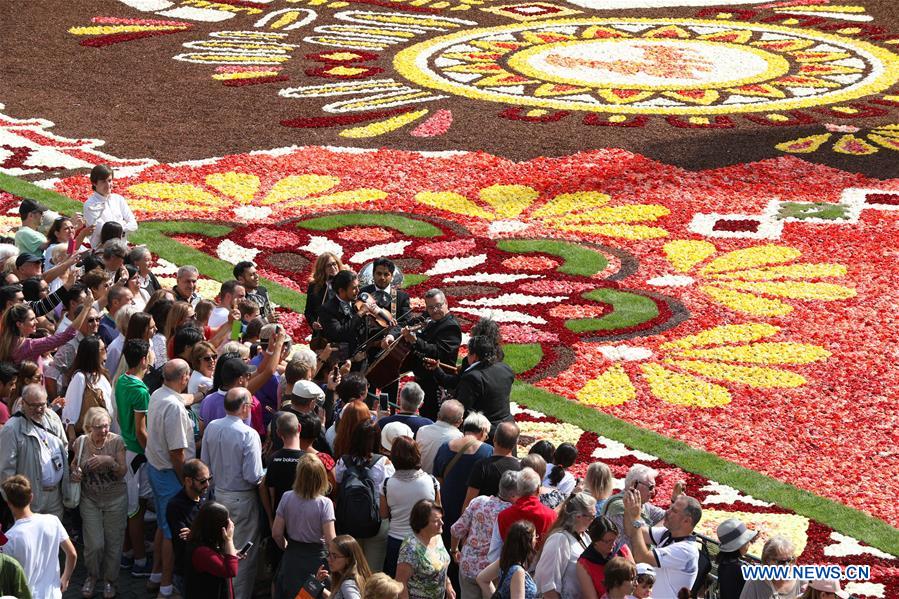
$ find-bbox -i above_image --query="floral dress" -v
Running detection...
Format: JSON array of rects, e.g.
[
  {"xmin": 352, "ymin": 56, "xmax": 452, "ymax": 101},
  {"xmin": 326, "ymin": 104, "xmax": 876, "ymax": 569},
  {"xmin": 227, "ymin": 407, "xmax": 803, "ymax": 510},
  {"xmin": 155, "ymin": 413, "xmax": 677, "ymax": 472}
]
[{"xmin": 397, "ymin": 534, "xmax": 450, "ymax": 599}]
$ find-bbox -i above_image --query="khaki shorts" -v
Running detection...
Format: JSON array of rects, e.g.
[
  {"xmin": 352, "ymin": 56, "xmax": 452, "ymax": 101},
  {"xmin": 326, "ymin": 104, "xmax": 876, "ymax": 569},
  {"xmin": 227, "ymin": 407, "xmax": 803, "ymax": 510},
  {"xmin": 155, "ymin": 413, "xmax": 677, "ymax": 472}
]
[{"xmin": 125, "ymin": 449, "xmax": 153, "ymax": 517}]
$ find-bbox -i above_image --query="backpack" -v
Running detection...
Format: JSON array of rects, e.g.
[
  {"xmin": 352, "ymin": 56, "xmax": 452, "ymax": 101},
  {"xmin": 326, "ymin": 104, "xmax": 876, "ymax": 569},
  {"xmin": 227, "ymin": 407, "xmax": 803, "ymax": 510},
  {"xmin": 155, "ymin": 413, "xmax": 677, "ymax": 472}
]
[{"xmin": 335, "ymin": 454, "xmax": 384, "ymax": 539}]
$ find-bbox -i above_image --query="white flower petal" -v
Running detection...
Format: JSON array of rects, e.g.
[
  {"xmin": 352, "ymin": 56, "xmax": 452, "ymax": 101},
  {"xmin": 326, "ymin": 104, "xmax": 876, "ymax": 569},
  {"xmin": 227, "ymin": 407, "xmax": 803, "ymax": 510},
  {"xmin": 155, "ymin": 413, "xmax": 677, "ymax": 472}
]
[
  {"xmin": 300, "ymin": 236, "xmax": 343, "ymax": 258},
  {"xmin": 488, "ymin": 220, "xmax": 530, "ymax": 235},
  {"xmin": 458, "ymin": 293, "xmax": 567, "ymax": 307},
  {"xmin": 824, "ymin": 532, "xmax": 895, "ymax": 559},
  {"xmin": 444, "ymin": 273, "xmax": 541, "ymax": 283},
  {"xmin": 647, "ymin": 275, "xmax": 695, "ymax": 287},
  {"xmin": 699, "ymin": 482, "xmax": 773, "ymax": 507},
  {"xmin": 510, "ymin": 402, "xmax": 546, "ymax": 418},
  {"xmin": 216, "ymin": 239, "xmax": 260, "ymax": 264},
  {"xmin": 453, "ymin": 306, "xmax": 546, "ymax": 324},
  {"xmin": 845, "ymin": 582, "xmax": 885, "ymax": 598},
  {"xmin": 234, "ymin": 205, "xmax": 272, "ymax": 222},
  {"xmin": 425, "ymin": 254, "xmax": 487, "ymax": 276},
  {"xmin": 591, "ymin": 436, "xmax": 657, "ymax": 462},
  {"xmin": 350, "ymin": 241, "xmax": 412, "ymax": 264},
  {"xmin": 596, "ymin": 345, "xmax": 653, "ymax": 361}
]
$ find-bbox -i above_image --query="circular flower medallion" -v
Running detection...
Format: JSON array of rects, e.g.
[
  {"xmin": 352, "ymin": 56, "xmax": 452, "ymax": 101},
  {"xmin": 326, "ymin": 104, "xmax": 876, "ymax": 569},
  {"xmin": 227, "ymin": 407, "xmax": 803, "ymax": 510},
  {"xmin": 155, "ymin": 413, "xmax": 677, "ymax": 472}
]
[{"xmin": 393, "ymin": 18, "xmax": 899, "ymax": 114}]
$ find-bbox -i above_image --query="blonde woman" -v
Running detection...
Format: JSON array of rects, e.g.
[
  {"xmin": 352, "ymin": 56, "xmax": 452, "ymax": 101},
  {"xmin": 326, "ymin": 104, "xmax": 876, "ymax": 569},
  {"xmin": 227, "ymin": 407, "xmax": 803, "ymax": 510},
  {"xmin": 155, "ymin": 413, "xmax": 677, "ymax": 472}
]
[
  {"xmin": 70, "ymin": 406, "xmax": 127, "ymax": 598},
  {"xmin": 316, "ymin": 535, "xmax": 372, "ymax": 599},
  {"xmin": 364, "ymin": 573, "xmax": 403, "ymax": 599},
  {"xmin": 584, "ymin": 463, "xmax": 613, "ymax": 515},
  {"xmin": 272, "ymin": 453, "xmax": 336, "ymax": 599},
  {"xmin": 534, "ymin": 493, "xmax": 597, "ymax": 599}
]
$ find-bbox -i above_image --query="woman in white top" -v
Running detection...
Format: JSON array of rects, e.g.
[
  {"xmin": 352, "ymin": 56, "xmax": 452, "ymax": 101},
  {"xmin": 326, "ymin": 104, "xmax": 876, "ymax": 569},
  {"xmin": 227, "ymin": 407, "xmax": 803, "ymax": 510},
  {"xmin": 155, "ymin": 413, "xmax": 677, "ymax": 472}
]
[
  {"xmin": 535, "ymin": 493, "xmax": 597, "ymax": 599},
  {"xmin": 334, "ymin": 420, "xmax": 395, "ymax": 572},
  {"xmin": 62, "ymin": 336, "xmax": 115, "ymax": 444},
  {"xmin": 543, "ymin": 443, "xmax": 578, "ymax": 498},
  {"xmin": 379, "ymin": 435, "xmax": 440, "ymax": 579}
]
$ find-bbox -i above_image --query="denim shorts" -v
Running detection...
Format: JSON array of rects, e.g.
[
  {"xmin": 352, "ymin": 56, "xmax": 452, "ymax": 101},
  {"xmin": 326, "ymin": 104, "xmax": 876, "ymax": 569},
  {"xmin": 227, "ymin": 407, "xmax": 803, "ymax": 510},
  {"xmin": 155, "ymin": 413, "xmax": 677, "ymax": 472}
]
[{"xmin": 147, "ymin": 464, "xmax": 182, "ymax": 539}]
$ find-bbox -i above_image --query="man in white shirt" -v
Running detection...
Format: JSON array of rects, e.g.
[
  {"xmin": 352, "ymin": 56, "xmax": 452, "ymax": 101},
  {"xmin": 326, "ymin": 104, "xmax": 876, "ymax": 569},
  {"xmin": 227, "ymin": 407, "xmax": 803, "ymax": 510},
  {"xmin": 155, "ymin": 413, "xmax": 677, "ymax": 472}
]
[
  {"xmin": 146, "ymin": 360, "xmax": 196, "ymax": 599},
  {"xmin": 624, "ymin": 489, "xmax": 702, "ymax": 599},
  {"xmin": 202, "ymin": 387, "xmax": 266, "ymax": 599},
  {"xmin": 0, "ymin": 474, "xmax": 78, "ymax": 599},
  {"xmin": 83, "ymin": 164, "xmax": 138, "ymax": 248},
  {"xmin": 415, "ymin": 399, "xmax": 463, "ymax": 474},
  {"xmin": 209, "ymin": 280, "xmax": 245, "ymax": 329}
]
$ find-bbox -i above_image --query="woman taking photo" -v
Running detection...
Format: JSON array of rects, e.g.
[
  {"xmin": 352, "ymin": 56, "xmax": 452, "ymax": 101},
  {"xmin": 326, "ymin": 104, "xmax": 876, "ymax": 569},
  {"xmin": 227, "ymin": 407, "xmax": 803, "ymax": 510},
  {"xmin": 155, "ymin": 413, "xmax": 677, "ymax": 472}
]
[
  {"xmin": 63, "ymin": 336, "xmax": 115, "ymax": 444},
  {"xmin": 316, "ymin": 535, "xmax": 373, "ymax": 599},
  {"xmin": 576, "ymin": 517, "xmax": 632, "ymax": 599},
  {"xmin": 380, "ymin": 436, "xmax": 440, "ymax": 577},
  {"xmin": 534, "ymin": 493, "xmax": 597, "ymax": 599},
  {"xmin": 476, "ymin": 520, "xmax": 538, "ymax": 599},
  {"xmin": 396, "ymin": 499, "xmax": 453, "ymax": 599},
  {"xmin": 184, "ymin": 502, "xmax": 240, "ymax": 599},
  {"xmin": 70, "ymin": 406, "xmax": 127, "ymax": 598},
  {"xmin": 272, "ymin": 453, "xmax": 336, "ymax": 599},
  {"xmin": 0, "ymin": 289, "xmax": 93, "ymax": 364}
]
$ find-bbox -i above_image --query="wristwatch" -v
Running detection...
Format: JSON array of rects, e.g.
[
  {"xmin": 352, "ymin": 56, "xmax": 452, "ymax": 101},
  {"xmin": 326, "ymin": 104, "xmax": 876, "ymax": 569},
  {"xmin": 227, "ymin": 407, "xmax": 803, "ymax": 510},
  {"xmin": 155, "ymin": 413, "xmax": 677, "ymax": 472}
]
[{"xmin": 631, "ymin": 520, "xmax": 645, "ymax": 529}]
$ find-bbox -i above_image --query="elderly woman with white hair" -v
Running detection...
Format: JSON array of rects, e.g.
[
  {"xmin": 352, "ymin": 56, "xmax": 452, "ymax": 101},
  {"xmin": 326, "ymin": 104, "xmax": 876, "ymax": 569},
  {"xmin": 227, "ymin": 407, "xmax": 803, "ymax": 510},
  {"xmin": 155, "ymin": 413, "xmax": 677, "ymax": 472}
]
[
  {"xmin": 534, "ymin": 492, "xmax": 598, "ymax": 599},
  {"xmin": 70, "ymin": 406, "xmax": 128, "ymax": 598},
  {"xmin": 738, "ymin": 536, "xmax": 802, "ymax": 599},
  {"xmin": 601, "ymin": 464, "xmax": 665, "ymax": 553}
]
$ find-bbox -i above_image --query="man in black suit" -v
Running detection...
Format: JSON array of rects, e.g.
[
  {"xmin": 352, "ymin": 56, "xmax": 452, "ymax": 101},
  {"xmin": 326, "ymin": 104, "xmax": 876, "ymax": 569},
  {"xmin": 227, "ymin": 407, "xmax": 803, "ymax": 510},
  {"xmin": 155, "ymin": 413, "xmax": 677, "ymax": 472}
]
[
  {"xmin": 428, "ymin": 331, "xmax": 514, "ymax": 441},
  {"xmin": 382, "ymin": 289, "xmax": 461, "ymax": 420},
  {"xmin": 317, "ymin": 269, "xmax": 385, "ymax": 371},
  {"xmin": 360, "ymin": 258, "xmax": 412, "ymax": 324}
]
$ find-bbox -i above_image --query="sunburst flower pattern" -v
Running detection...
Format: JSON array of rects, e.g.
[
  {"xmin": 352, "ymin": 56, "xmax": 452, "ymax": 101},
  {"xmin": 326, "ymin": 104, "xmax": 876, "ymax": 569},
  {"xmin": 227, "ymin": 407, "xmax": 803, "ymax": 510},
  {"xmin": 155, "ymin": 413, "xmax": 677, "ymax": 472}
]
[
  {"xmin": 415, "ymin": 184, "xmax": 669, "ymax": 239},
  {"xmin": 651, "ymin": 240, "xmax": 856, "ymax": 316}
]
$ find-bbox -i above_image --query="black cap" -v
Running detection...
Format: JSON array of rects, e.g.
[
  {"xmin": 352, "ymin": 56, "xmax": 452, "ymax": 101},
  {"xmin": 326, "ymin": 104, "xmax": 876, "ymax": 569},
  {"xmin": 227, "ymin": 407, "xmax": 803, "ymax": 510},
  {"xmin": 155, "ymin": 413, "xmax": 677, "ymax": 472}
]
[
  {"xmin": 15, "ymin": 253, "xmax": 43, "ymax": 268},
  {"xmin": 18, "ymin": 199, "xmax": 47, "ymax": 220},
  {"xmin": 220, "ymin": 357, "xmax": 256, "ymax": 384}
]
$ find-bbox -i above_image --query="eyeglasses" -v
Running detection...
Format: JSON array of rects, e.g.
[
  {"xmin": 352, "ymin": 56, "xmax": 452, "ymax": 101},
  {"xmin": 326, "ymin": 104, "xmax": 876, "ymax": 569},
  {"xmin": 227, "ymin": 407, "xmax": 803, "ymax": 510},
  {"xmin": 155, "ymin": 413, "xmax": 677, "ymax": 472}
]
[
  {"xmin": 86, "ymin": 317, "xmax": 101, "ymax": 323},
  {"xmin": 201, "ymin": 355, "xmax": 217, "ymax": 363},
  {"xmin": 193, "ymin": 476, "xmax": 213, "ymax": 484},
  {"xmin": 773, "ymin": 557, "xmax": 794, "ymax": 565},
  {"xmin": 425, "ymin": 302, "xmax": 445, "ymax": 311},
  {"xmin": 91, "ymin": 424, "xmax": 110, "ymax": 430},
  {"xmin": 637, "ymin": 481, "xmax": 656, "ymax": 492}
]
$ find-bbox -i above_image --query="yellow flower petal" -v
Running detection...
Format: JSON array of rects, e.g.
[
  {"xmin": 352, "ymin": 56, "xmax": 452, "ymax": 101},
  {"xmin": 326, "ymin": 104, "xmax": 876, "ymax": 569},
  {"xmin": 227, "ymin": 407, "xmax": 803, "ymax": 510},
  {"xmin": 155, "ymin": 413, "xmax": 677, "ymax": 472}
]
[
  {"xmin": 701, "ymin": 245, "xmax": 802, "ymax": 274},
  {"xmin": 556, "ymin": 223, "xmax": 668, "ymax": 239},
  {"xmin": 204, "ymin": 172, "xmax": 259, "ymax": 203},
  {"xmin": 678, "ymin": 342, "xmax": 831, "ymax": 365},
  {"xmin": 697, "ymin": 510, "xmax": 809, "ymax": 559},
  {"xmin": 663, "ymin": 240, "xmax": 717, "ymax": 273},
  {"xmin": 127, "ymin": 199, "xmax": 221, "ymax": 214},
  {"xmin": 126, "ymin": 183, "xmax": 224, "ymax": 206},
  {"xmin": 715, "ymin": 281, "xmax": 857, "ymax": 301},
  {"xmin": 284, "ymin": 188, "xmax": 387, "ymax": 208},
  {"xmin": 667, "ymin": 360, "xmax": 807, "ymax": 388},
  {"xmin": 531, "ymin": 192, "xmax": 610, "ymax": 218},
  {"xmin": 478, "ymin": 185, "xmax": 538, "ymax": 219},
  {"xmin": 553, "ymin": 204, "xmax": 670, "ymax": 224},
  {"xmin": 709, "ymin": 263, "xmax": 848, "ymax": 281},
  {"xmin": 339, "ymin": 109, "xmax": 429, "ymax": 139},
  {"xmin": 262, "ymin": 175, "xmax": 340, "ymax": 205},
  {"xmin": 415, "ymin": 191, "xmax": 496, "ymax": 220},
  {"xmin": 701, "ymin": 286, "xmax": 793, "ymax": 316},
  {"xmin": 576, "ymin": 364, "xmax": 636, "ymax": 407},
  {"xmin": 661, "ymin": 323, "xmax": 779, "ymax": 350},
  {"xmin": 640, "ymin": 364, "xmax": 731, "ymax": 408}
]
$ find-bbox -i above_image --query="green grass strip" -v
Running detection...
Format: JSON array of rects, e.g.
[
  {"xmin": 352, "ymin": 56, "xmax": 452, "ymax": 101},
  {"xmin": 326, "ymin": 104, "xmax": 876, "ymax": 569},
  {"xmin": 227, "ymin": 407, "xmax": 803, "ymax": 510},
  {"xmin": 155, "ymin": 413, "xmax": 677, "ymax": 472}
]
[
  {"xmin": 298, "ymin": 213, "xmax": 442, "ymax": 237},
  {"xmin": 566, "ymin": 288, "xmax": 659, "ymax": 333},
  {"xmin": 140, "ymin": 221, "xmax": 233, "ymax": 238},
  {"xmin": 497, "ymin": 239, "xmax": 607, "ymax": 276},
  {"xmin": 504, "ymin": 343, "xmax": 543, "ymax": 374},
  {"xmin": 2, "ymin": 173, "xmax": 897, "ymax": 553},
  {"xmin": 513, "ymin": 382, "xmax": 899, "ymax": 555}
]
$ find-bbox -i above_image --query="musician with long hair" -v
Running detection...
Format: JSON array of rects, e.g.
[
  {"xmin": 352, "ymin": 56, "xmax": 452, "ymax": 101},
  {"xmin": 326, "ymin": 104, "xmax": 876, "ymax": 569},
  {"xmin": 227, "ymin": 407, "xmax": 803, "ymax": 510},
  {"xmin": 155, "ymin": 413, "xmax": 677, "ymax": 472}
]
[{"xmin": 305, "ymin": 252, "xmax": 343, "ymax": 332}]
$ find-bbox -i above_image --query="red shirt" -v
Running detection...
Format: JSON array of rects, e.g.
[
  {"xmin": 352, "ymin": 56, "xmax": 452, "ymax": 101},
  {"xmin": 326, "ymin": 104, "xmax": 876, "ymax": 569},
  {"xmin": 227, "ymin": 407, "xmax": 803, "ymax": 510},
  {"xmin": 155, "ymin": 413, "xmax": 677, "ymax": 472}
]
[
  {"xmin": 578, "ymin": 544, "xmax": 632, "ymax": 596},
  {"xmin": 498, "ymin": 495, "xmax": 557, "ymax": 545}
]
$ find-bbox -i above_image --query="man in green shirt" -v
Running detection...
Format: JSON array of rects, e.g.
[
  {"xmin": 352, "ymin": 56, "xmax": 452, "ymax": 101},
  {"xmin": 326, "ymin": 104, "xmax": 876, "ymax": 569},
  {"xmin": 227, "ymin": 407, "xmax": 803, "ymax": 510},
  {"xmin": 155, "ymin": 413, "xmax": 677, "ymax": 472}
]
[
  {"xmin": 114, "ymin": 338, "xmax": 153, "ymax": 576},
  {"xmin": 14, "ymin": 199, "xmax": 48, "ymax": 255},
  {"xmin": 0, "ymin": 551, "xmax": 31, "ymax": 598}
]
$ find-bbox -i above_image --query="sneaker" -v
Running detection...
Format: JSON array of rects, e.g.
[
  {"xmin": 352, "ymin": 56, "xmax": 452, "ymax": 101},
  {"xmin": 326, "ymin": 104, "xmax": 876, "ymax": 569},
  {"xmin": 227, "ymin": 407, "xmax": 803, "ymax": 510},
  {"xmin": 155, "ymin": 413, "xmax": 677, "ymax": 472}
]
[
  {"xmin": 120, "ymin": 555, "xmax": 134, "ymax": 569},
  {"xmin": 81, "ymin": 576, "xmax": 96, "ymax": 598},
  {"xmin": 146, "ymin": 578, "xmax": 161, "ymax": 593},
  {"xmin": 131, "ymin": 560, "xmax": 153, "ymax": 578},
  {"xmin": 102, "ymin": 581, "xmax": 117, "ymax": 598}
]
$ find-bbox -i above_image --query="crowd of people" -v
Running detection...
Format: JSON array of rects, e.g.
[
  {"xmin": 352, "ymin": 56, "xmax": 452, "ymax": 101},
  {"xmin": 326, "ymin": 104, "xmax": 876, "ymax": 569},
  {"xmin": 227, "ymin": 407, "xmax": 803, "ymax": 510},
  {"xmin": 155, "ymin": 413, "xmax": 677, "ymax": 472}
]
[{"xmin": 0, "ymin": 165, "xmax": 854, "ymax": 599}]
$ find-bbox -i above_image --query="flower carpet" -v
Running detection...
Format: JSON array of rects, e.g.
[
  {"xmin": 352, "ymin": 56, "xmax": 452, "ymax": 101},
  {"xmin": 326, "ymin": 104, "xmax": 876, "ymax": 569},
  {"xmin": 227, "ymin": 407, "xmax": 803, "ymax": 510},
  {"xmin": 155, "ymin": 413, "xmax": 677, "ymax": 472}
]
[{"xmin": 3, "ymin": 0, "xmax": 899, "ymax": 593}]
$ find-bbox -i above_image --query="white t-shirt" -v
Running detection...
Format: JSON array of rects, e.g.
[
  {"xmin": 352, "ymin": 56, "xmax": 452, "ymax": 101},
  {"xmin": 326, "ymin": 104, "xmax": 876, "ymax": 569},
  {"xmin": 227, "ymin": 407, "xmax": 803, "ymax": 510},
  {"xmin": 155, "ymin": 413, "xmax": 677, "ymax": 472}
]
[
  {"xmin": 382, "ymin": 471, "xmax": 439, "ymax": 541},
  {"xmin": 543, "ymin": 469, "xmax": 576, "ymax": 497},
  {"xmin": 649, "ymin": 526, "xmax": 700, "ymax": 598},
  {"xmin": 415, "ymin": 421, "xmax": 462, "ymax": 474},
  {"xmin": 1, "ymin": 513, "xmax": 68, "ymax": 599},
  {"xmin": 62, "ymin": 371, "xmax": 115, "ymax": 431},
  {"xmin": 208, "ymin": 306, "xmax": 230, "ymax": 329},
  {"xmin": 83, "ymin": 192, "xmax": 138, "ymax": 248},
  {"xmin": 335, "ymin": 455, "xmax": 395, "ymax": 489}
]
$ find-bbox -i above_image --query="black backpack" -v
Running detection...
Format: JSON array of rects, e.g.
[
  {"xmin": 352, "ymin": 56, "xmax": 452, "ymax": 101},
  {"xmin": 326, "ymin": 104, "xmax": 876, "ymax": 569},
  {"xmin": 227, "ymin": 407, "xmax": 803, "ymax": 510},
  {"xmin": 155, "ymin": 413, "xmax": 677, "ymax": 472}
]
[{"xmin": 335, "ymin": 454, "xmax": 384, "ymax": 539}]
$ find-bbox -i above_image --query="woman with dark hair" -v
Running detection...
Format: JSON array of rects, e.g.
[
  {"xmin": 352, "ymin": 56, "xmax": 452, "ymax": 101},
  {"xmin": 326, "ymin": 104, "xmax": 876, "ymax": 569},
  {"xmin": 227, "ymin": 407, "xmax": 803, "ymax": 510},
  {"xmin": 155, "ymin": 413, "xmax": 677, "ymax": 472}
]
[
  {"xmin": 145, "ymin": 298, "xmax": 172, "ymax": 367},
  {"xmin": 121, "ymin": 264, "xmax": 148, "ymax": 310},
  {"xmin": 99, "ymin": 221, "xmax": 125, "ymax": 245},
  {"xmin": 380, "ymin": 436, "xmax": 440, "ymax": 578},
  {"xmin": 63, "ymin": 335, "xmax": 114, "ymax": 443},
  {"xmin": 0, "ymin": 289, "xmax": 93, "ymax": 364},
  {"xmin": 305, "ymin": 252, "xmax": 343, "ymax": 332},
  {"xmin": 396, "ymin": 499, "xmax": 453, "ymax": 599},
  {"xmin": 184, "ymin": 501, "xmax": 239, "ymax": 599},
  {"xmin": 334, "ymin": 419, "xmax": 395, "ymax": 571},
  {"xmin": 316, "ymin": 534, "xmax": 373, "ymax": 599},
  {"xmin": 576, "ymin": 517, "xmax": 633, "ymax": 599},
  {"xmin": 44, "ymin": 215, "xmax": 91, "ymax": 268},
  {"xmin": 476, "ymin": 520, "xmax": 538, "ymax": 599},
  {"xmin": 544, "ymin": 443, "xmax": 578, "ymax": 497},
  {"xmin": 528, "ymin": 440, "xmax": 555, "ymax": 465}
]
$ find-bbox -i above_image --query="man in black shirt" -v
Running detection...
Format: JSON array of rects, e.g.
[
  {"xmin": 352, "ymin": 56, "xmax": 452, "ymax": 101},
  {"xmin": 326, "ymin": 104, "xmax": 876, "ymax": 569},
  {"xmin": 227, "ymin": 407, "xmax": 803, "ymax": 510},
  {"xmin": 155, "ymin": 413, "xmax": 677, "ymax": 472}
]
[
  {"xmin": 463, "ymin": 421, "xmax": 521, "ymax": 511},
  {"xmin": 265, "ymin": 412, "xmax": 305, "ymax": 511},
  {"xmin": 165, "ymin": 459, "xmax": 210, "ymax": 593}
]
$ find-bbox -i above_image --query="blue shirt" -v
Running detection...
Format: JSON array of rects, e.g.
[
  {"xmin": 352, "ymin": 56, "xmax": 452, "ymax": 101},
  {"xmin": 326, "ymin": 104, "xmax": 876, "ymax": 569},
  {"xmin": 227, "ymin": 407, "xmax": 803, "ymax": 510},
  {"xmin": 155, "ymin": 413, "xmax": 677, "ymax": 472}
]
[
  {"xmin": 98, "ymin": 314, "xmax": 119, "ymax": 347},
  {"xmin": 433, "ymin": 440, "xmax": 493, "ymax": 526},
  {"xmin": 200, "ymin": 415, "xmax": 263, "ymax": 493},
  {"xmin": 378, "ymin": 413, "xmax": 434, "ymax": 435}
]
